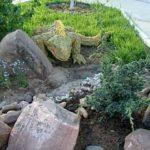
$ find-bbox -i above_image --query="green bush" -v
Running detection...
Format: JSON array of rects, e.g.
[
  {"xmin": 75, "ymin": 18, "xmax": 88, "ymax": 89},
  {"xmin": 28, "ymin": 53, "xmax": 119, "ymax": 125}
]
[
  {"xmin": 20, "ymin": 0, "xmax": 41, "ymax": 22},
  {"xmin": 0, "ymin": 67, "xmax": 11, "ymax": 88},
  {"xmin": 13, "ymin": 69, "xmax": 28, "ymax": 88},
  {"xmin": 87, "ymin": 60, "xmax": 150, "ymax": 129},
  {"xmin": 0, "ymin": 60, "xmax": 28, "ymax": 89},
  {"xmin": 0, "ymin": 0, "xmax": 23, "ymax": 39}
]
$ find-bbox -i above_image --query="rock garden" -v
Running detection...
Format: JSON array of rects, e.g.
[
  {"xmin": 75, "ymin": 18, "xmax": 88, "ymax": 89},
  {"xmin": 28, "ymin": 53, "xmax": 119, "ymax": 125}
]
[{"xmin": 0, "ymin": 0, "xmax": 150, "ymax": 150}]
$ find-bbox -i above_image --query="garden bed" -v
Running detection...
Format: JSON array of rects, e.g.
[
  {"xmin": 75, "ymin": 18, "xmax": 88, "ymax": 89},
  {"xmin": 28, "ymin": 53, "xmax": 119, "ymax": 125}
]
[
  {"xmin": 0, "ymin": 0, "xmax": 149, "ymax": 149},
  {"xmin": 66, "ymin": 99, "xmax": 131, "ymax": 150},
  {"xmin": 45, "ymin": 1, "xmax": 92, "ymax": 13}
]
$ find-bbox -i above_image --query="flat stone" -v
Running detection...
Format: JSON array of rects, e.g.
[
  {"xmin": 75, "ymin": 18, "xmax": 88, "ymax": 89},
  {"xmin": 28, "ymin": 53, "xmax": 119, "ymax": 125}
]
[
  {"xmin": 124, "ymin": 129, "xmax": 150, "ymax": 150},
  {"xmin": 2, "ymin": 102, "xmax": 21, "ymax": 113},
  {"xmin": 7, "ymin": 100, "xmax": 80, "ymax": 150},
  {"xmin": 0, "ymin": 120, "xmax": 11, "ymax": 149},
  {"xmin": 1, "ymin": 110, "xmax": 21, "ymax": 124}
]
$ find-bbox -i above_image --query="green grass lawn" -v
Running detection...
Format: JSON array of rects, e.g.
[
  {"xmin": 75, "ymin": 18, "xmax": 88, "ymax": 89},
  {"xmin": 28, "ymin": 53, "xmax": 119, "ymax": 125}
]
[{"xmin": 19, "ymin": 0, "xmax": 148, "ymax": 64}]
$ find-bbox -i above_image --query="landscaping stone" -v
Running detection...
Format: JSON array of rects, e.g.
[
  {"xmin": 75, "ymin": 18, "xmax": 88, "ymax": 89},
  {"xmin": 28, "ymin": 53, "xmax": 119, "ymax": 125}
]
[
  {"xmin": 7, "ymin": 100, "xmax": 80, "ymax": 150},
  {"xmin": 33, "ymin": 93, "xmax": 48, "ymax": 102},
  {"xmin": 0, "ymin": 29, "xmax": 53, "ymax": 79},
  {"xmin": 0, "ymin": 120, "xmax": 11, "ymax": 149},
  {"xmin": 124, "ymin": 129, "xmax": 150, "ymax": 150},
  {"xmin": 1, "ymin": 102, "xmax": 21, "ymax": 113},
  {"xmin": 85, "ymin": 146, "xmax": 104, "ymax": 150},
  {"xmin": 0, "ymin": 101, "xmax": 7, "ymax": 110},
  {"xmin": 1, "ymin": 92, "xmax": 34, "ymax": 105},
  {"xmin": 143, "ymin": 105, "xmax": 150, "ymax": 129},
  {"xmin": 1, "ymin": 110, "xmax": 21, "ymax": 124},
  {"xmin": 22, "ymin": 93, "xmax": 33, "ymax": 103},
  {"xmin": 19, "ymin": 101, "xmax": 29, "ymax": 109},
  {"xmin": 47, "ymin": 73, "xmax": 101, "ymax": 102},
  {"xmin": 47, "ymin": 67, "xmax": 68, "ymax": 88}
]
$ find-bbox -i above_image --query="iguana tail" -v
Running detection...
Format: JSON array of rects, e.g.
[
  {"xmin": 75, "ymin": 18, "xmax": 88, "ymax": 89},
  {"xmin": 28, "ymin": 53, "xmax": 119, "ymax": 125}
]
[{"xmin": 78, "ymin": 33, "xmax": 101, "ymax": 46}]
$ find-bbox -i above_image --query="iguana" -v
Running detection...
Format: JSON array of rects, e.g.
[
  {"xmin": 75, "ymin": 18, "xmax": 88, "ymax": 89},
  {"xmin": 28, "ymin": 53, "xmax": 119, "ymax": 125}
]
[{"xmin": 32, "ymin": 20, "xmax": 101, "ymax": 64}]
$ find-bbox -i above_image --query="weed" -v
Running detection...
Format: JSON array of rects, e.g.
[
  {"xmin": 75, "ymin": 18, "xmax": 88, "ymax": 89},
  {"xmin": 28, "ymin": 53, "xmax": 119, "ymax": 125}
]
[{"xmin": 0, "ymin": 0, "xmax": 23, "ymax": 39}]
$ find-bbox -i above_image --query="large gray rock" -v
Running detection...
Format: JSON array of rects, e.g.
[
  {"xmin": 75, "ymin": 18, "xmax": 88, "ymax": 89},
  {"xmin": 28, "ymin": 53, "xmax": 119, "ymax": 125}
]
[
  {"xmin": 7, "ymin": 100, "xmax": 80, "ymax": 150},
  {"xmin": 0, "ymin": 120, "xmax": 11, "ymax": 149},
  {"xmin": 0, "ymin": 29, "xmax": 53, "ymax": 79},
  {"xmin": 124, "ymin": 129, "xmax": 150, "ymax": 150}
]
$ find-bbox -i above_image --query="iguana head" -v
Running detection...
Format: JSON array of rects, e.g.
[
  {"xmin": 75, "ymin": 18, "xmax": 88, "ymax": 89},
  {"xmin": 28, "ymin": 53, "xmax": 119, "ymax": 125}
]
[
  {"xmin": 40, "ymin": 20, "xmax": 72, "ymax": 61},
  {"xmin": 44, "ymin": 20, "xmax": 71, "ymax": 61},
  {"xmin": 54, "ymin": 20, "xmax": 66, "ymax": 37}
]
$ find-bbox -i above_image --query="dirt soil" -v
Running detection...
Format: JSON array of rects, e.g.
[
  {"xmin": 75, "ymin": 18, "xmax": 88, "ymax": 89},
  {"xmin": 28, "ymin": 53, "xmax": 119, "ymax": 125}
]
[
  {"xmin": 65, "ymin": 99, "xmax": 131, "ymax": 150},
  {"xmin": 46, "ymin": 1, "xmax": 93, "ymax": 13}
]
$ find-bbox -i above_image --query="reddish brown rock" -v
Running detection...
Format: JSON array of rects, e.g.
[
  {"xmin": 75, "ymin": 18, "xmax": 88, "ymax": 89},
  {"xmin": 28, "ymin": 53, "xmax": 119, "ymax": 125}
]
[
  {"xmin": 7, "ymin": 100, "xmax": 80, "ymax": 150},
  {"xmin": 0, "ymin": 120, "xmax": 11, "ymax": 149},
  {"xmin": 124, "ymin": 129, "xmax": 150, "ymax": 150}
]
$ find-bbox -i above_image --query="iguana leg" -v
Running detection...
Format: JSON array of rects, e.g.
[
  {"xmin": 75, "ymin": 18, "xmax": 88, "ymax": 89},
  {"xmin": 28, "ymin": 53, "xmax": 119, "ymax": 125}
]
[{"xmin": 72, "ymin": 38, "xmax": 86, "ymax": 64}]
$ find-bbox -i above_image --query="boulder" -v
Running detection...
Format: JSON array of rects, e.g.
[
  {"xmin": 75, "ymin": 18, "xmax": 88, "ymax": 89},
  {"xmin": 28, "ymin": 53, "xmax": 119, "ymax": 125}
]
[
  {"xmin": 0, "ymin": 29, "xmax": 53, "ymax": 79},
  {"xmin": 19, "ymin": 101, "xmax": 29, "ymax": 109},
  {"xmin": 1, "ymin": 110, "xmax": 21, "ymax": 124},
  {"xmin": 0, "ymin": 120, "xmax": 11, "ymax": 149},
  {"xmin": 7, "ymin": 100, "xmax": 80, "ymax": 150},
  {"xmin": 124, "ymin": 129, "xmax": 150, "ymax": 150},
  {"xmin": 143, "ymin": 105, "xmax": 150, "ymax": 129}
]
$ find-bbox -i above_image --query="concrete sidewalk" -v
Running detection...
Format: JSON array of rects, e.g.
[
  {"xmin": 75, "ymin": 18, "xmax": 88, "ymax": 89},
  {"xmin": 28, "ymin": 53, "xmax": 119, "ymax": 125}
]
[{"xmin": 81, "ymin": 0, "xmax": 150, "ymax": 47}]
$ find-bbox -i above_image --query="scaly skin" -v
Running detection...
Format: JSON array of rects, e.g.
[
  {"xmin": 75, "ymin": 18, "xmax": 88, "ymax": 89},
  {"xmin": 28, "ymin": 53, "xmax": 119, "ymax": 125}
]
[{"xmin": 32, "ymin": 20, "xmax": 101, "ymax": 64}]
